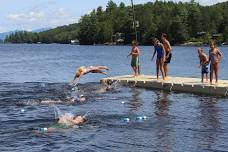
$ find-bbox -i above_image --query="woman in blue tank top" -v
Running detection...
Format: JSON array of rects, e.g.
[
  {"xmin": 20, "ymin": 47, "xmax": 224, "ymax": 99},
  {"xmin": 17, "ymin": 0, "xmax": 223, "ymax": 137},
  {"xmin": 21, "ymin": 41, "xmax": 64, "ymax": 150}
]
[{"xmin": 151, "ymin": 38, "xmax": 166, "ymax": 80}]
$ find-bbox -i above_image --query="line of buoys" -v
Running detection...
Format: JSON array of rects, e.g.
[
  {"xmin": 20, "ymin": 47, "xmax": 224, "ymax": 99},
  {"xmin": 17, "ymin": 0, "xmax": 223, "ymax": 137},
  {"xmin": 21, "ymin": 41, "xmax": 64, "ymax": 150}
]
[{"xmin": 123, "ymin": 116, "xmax": 147, "ymax": 123}]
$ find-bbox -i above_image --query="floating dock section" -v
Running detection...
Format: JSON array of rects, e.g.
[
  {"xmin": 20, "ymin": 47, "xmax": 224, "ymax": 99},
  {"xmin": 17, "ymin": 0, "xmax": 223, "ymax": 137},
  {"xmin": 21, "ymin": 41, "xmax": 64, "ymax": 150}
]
[{"xmin": 101, "ymin": 75, "xmax": 228, "ymax": 97}]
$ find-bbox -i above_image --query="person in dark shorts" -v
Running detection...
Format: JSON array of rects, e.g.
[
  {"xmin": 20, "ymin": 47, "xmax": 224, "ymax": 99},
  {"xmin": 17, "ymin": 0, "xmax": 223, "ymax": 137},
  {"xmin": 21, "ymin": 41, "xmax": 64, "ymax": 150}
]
[
  {"xmin": 197, "ymin": 48, "xmax": 209, "ymax": 83},
  {"xmin": 128, "ymin": 40, "xmax": 140, "ymax": 77},
  {"xmin": 161, "ymin": 33, "xmax": 172, "ymax": 79}
]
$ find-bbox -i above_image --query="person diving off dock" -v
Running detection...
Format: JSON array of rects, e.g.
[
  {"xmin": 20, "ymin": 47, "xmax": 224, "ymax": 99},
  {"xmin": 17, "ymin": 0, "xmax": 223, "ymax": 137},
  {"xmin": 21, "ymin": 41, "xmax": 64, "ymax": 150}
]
[{"xmin": 72, "ymin": 66, "xmax": 109, "ymax": 85}]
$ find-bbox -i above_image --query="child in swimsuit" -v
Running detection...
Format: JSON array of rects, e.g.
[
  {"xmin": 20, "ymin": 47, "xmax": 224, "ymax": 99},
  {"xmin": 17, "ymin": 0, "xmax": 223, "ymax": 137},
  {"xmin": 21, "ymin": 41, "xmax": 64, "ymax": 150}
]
[
  {"xmin": 128, "ymin": 40, "xmax": 140, "ymax": 77},
  {"xmin": 197, "ymin": 48, "xmax": 209, "ymax": 83},
  {"xmin": 208, "ymin": 41, "xmax": 223, "ymax": 85},
  {"xmin": 151, "ymin": 38, "xmax": 166, "ymax": 80}
]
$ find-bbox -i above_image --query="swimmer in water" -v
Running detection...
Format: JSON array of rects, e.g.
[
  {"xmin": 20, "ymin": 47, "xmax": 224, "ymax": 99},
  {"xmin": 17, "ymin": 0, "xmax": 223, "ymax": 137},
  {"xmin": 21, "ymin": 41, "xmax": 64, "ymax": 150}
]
[
  {"xmin": 72, "ymin": 66, "xmax": 109, "ymax": 85},
  {"xmin": 69, "ymin": 95, "xmax": 86, "ymax": 103},
  {"xmin": 35, "ymin": 113, "xmax": 87, "ymax": 133},
  {"xmin": 57, "ymin": 113, "xmax": 87, "ymax": 126}
]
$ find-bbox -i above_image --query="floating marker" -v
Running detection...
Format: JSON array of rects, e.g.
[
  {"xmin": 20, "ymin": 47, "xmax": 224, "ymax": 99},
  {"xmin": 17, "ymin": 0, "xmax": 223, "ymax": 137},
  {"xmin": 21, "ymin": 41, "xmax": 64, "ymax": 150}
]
[
  {"xmin": 136, "ymin": 116, "xmax": 147, "ymax": 121},
  {"xmin": 121, "ymin": 101, "xmax": 125, "ymax": 104},
  {"xmin": 20, "ymin": 109, "xmax": 25, "ymax": 113},
  {"xmin": 123, "ymin": 118, "xmax": 130, "ymax": 122},
  {"xmin": 39, "ymin": 127, "xmax": 48, "ymax": 132},
  {"xmin": 72, "ymin": 88, "xmax": 75, "ymax": 91},
  {"xmin": 136, "ymin": 116, "xmax": 143, "ymax": 120}
]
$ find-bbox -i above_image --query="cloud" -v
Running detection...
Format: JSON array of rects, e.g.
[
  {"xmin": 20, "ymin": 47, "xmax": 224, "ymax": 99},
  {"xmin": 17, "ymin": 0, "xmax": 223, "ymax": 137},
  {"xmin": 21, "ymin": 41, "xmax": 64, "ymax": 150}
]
[
  {"xmin": 5, "ymin": 8, "xmax": 78, "ymax": 30},
  {"xmin": 7, "ymin": 11, "xmax": 44, "ymax": 22}
]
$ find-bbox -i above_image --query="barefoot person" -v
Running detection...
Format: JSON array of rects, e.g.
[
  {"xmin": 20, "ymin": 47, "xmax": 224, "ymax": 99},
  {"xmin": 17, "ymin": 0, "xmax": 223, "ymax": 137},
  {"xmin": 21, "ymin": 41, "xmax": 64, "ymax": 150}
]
[
  {"xmin": 151, "ymin": 38, "xmax": 166, "ymax": 80},
  {"xmin": 72, "ymin": 66, "xmax": 109, "ymax": 84},
  {"xmin": 209, "ymin": 41, "xmax": 223, "ymax": 85},
  {"xmin": 161, "ymin": 33, "xmax": 172, "ymax": 79},
  {"xmin": 197, "ymin": 48, "xmax": 209, "ymax": 83},
  {"xmin": 127, "ymin": 40, "xmax": 140, "ymax": 77}
]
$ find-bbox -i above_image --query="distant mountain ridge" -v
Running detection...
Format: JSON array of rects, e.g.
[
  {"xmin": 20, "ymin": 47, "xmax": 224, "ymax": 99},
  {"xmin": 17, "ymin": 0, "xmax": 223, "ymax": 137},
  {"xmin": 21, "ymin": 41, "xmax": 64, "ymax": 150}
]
[{"xmin": 0, "ymin": 28, "xmax": 50, "ymax": 40}]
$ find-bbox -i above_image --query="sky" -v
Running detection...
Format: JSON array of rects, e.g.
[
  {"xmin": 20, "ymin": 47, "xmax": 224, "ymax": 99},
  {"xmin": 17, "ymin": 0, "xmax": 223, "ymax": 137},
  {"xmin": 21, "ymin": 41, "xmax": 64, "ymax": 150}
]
[{"xmin": 0, "ymin": 0, "xmax": 226, "ymax": 33}]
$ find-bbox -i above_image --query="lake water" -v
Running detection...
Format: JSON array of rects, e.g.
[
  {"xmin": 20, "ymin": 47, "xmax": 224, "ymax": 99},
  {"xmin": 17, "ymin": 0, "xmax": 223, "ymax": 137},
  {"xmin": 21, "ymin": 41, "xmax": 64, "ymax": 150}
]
[{"xmin": 0, "ymin": 44, "xmax": 227, "ymax": 152}]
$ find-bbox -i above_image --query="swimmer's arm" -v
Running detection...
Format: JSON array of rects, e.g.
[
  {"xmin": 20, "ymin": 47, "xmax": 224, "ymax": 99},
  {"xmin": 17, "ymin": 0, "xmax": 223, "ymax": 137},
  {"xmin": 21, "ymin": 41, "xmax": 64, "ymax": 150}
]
[{"xmin": 73, "ymin": 74, "xmax": 82, "ymax": 85}]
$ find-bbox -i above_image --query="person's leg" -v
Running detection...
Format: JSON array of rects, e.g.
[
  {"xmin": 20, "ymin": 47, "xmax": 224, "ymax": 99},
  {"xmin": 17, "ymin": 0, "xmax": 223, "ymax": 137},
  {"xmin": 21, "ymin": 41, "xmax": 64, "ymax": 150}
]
[
  {"xmin": 156, "ymin": 59, "xmax": 159, "ymax": 80},
  {"xmin": 132, "ymin": 66, "xmax": 136, "ymax": 76},
  {"xmin": 160, "ymin": 59, "xmax": 165, "ymax": 80},
  {"xmin": 206, "ymin": 73, "xmax": 208, "ymax": 82},
  {"xmin": 201, "ymin": 73, "xmax": 204, "ymax": 83},
  {"xmin": 164, "ymin": 63, "xmax": 168, "ymax": 78},
  {"xmin": 91, "ymin": 69, "xmax": 107, "ymax": 75},
  {"xmin": 215, "ymin": 63, "xmax": 219, "ymax": 84},
  {"xmin": 210, "ymin": 64, "xmax": 214, "ymax": 84},
  {"xmin": 135, "ymin": 66, "xmax": 139, "ymax": 76},
  {"xmin": 97, "ymin": 66, "xmax": 109, "ymax": 70}
]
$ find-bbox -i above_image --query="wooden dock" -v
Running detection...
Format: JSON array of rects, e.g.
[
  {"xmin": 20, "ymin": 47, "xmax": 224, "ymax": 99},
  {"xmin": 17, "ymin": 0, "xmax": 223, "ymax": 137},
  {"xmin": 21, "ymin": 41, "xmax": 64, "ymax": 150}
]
[{"xmin": 101, "ymin": 75, "xmax": 228, "ymax": 97}]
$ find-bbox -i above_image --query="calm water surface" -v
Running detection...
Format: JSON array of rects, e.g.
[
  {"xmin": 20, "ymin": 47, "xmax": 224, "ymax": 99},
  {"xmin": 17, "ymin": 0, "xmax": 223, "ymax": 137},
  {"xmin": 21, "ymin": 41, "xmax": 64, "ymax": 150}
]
[{"xmin": 0, "ymin": 44, "xmax": 228, "ymax": 152}]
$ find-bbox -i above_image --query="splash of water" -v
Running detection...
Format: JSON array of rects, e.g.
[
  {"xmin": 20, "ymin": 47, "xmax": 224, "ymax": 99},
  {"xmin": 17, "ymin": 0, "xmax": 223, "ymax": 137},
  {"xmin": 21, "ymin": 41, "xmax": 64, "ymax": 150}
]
[{"xmin": 51, "ymin": 105, "xmax": 64, "ymax": 119}]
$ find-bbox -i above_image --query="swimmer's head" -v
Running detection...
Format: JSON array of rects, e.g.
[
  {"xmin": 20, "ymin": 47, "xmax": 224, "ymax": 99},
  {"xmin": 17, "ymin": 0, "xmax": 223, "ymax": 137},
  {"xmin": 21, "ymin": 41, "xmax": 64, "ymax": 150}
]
[
  {"xmin": 76, "ymin": 67, "xmax": 85, "ymax": 77},
  {"xmin": 73, "ymin": 116, "xmax": 87, "ymax": 124}
]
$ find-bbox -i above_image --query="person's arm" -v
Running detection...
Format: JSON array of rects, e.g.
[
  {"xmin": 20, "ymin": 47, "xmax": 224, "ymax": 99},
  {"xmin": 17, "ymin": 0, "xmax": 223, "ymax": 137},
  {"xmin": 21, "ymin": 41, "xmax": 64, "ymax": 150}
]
[
  {"xmin": 217, "ymin": 49, "xmax": 223, "ymax": 58},
  {"xmin": 72, "ymin": 73, "xmax": 83, "ymax": 85},
  {"xmin": 151, "ymin": 47, "xmax": 156, "ymax": 61},
  {"xmin": 202, "ymin": 54, "xmax": 209, "ymax": 65},
  {"xmin": 161, "ymin": 44, "xmax": 166, "ymax": 61},
  {"xmin": 166, "ymin": 40, "xmax": 172, "ymax": 52},
  {"xmin": 127, "ymin": 52, "xmax": 132, "ymax": 57}
]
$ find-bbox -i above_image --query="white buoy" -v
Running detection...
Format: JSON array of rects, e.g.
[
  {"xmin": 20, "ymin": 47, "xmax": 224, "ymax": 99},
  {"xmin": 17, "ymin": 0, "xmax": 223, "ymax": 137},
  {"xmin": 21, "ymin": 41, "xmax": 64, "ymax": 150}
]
[
  {"xmin": 21, "ymin": 109, "xmax": 25, "ymax": 113},
  {"xmin": 123, "ymin": 118, "xmax": 130, "ymax": 122},
  {"xmin": 121, "ymin": 101, "xmax": 125, "ymax": 104}
]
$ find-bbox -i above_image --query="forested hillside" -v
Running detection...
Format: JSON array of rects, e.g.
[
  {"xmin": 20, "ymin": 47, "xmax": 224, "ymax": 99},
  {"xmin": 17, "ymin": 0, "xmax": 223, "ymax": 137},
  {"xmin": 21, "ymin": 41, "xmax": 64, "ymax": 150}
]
[{"xmin": 5, "ymin": 0, "xmax": 228, "ymax": 45}]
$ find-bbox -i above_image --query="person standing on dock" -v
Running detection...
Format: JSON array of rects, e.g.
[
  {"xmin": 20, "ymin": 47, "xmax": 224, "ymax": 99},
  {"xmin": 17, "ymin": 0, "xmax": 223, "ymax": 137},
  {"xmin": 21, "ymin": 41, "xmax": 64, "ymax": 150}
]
[
  {"xmin": 209, "ymin": 41, "xmax": 223, "ymax": 85},
  {"xmin": 151, "ymin": 38, "xmax": 166, "ymax": 80},
  {"xmin": 161, "ymin": 33, "xmax": 172, "ymax": 79},
  {"xmin": 197, "ymin": 48, "xmax": 209, "ymax": 83},
  {"xmin": 128, "ymin": 40, "xmax": 140, "ymax": 77}
]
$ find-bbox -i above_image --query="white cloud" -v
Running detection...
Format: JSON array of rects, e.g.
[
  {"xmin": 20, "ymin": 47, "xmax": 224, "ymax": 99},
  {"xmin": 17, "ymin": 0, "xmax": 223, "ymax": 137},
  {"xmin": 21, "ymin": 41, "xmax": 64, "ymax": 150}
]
[
  {"xmin": 7, "ymin": 11, "xmax": 44, "ymax": 22},
  {"xmin": 5, "ymin": 8, "xmax": 78, "ymax": 31}
]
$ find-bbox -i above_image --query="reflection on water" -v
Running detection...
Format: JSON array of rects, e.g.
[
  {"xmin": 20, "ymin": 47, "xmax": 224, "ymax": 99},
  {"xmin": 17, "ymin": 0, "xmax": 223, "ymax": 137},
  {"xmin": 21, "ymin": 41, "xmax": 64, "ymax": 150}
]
[
  {"xmin": 197, "ymin": 97, "xmax": 222, "ymax": 150},
  {"xmin": 0, "ymin": 82, "xmax": 228, "ymax": 151},
  {"xmin": 154, "ymin": 91, "xmax": 173, "ymax": 152},
  {"xmin": 155, "ymin": 91, "xmax": 171, "ymax": 116},
  {"xmin": 128, "ymin": 88, "xmax": 142, "ymax": 111}
]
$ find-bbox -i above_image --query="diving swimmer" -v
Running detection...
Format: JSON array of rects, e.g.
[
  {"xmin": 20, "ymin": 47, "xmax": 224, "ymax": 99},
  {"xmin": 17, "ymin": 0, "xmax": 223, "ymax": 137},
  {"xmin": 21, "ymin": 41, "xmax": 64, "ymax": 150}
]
[{"xmin": 72, "ymin": 66, "xmax": 109, "ymax": 84}]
